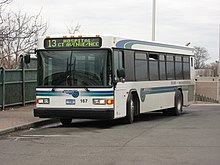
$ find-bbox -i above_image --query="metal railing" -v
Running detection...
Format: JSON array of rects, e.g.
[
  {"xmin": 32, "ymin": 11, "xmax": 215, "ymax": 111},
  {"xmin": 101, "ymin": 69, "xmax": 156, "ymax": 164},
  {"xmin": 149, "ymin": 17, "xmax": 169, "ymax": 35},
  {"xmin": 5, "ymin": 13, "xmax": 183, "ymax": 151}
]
[{"xmin": 195, "ymin": 93, "xmax": 219, "ymax": 103}]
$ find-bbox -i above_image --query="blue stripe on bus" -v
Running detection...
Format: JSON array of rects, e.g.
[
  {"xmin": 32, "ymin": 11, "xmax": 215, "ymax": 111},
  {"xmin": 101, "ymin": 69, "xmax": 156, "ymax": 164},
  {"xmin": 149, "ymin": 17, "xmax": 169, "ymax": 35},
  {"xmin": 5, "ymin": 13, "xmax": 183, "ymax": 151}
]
[
  {"xmin": 36, "ymin": 90, "xmax": 114, "ymax": 97},
  {"xmin": 140, "ymin": 86, "xmax": 176, "ymax": 102},
  {"xmin": 116, "ymin": 39, "xmax": 193, "ymax": 51}
]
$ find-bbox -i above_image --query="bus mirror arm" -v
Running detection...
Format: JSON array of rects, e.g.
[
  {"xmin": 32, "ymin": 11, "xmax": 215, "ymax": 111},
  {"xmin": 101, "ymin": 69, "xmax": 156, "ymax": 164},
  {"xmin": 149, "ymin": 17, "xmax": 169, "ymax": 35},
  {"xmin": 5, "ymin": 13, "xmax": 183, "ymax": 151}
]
[{"xmin": 113, "ymin": 79, "xmax": 118, "ymax": 88}]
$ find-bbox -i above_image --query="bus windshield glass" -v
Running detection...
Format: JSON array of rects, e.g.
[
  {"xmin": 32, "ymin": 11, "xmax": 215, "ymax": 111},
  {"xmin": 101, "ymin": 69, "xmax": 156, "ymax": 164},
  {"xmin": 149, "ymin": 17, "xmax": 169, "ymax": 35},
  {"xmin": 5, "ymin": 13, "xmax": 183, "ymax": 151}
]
[{"xmin": 37, "ymin": 49, "xmax": 112, "ymax": 87}]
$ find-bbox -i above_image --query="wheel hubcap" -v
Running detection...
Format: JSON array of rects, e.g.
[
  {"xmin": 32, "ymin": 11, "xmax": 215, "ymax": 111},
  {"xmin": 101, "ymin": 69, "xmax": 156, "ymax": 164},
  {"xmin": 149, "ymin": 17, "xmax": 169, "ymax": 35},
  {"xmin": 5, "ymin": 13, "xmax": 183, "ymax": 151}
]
[
  {"xmin": 177, "ymin": 99, "xmax": 182, "ymax": 112},
  {"xmin": 130, "ymin": 99, "xmax": 135, "ymax": 120}
]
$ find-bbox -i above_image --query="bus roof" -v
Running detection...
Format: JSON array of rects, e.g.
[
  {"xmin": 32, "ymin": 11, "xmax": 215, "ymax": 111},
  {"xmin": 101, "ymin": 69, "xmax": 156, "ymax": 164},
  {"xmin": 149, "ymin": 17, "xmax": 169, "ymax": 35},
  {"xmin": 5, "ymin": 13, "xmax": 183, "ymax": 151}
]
[{"xmin": 37, "ymin": 34, "xmax": 194, "ymax": 56}]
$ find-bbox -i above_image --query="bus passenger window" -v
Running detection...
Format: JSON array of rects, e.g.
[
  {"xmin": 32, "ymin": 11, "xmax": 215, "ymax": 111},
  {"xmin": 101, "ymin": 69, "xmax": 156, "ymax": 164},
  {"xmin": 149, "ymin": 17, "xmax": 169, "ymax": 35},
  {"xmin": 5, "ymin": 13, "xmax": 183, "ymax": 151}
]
[
  {"xmin": 149, "ymin": 53, "xmax": 159, "ymax": 80},
  {"xmin": 159, "ymin": 55, "xmax": 166, "ymax": 80},
  {"xmin": 166, "ymin": 55, "xmax": 175, "ymax": 80},
  {"xmin": 135, "ymin": 52, "xmax": 148, "ymax": 81},
  {"xmin": 175, "ymin": 56, "xmax": 183, "ymax": 80},
  {"xmin": 183, "ymin": 56, "xmax": 190, "ymax": 79}
]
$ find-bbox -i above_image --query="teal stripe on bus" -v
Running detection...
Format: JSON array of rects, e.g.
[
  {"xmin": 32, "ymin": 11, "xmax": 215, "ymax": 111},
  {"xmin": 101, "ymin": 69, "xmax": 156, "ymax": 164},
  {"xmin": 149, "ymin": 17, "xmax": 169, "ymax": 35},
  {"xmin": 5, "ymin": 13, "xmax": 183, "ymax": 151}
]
[{"xmin": 36, "ymin": 90, "xmax": 114, "ymax": 97}]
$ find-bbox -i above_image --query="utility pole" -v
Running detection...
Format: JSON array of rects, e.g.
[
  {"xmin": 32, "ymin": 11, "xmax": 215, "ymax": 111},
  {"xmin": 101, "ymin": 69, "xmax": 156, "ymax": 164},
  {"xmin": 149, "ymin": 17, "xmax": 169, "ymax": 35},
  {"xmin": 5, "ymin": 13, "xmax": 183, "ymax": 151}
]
[
  {"xmin": 218, "ymin": 24, "xmax": 220, "ymax": 76},
  {"xmin": 152, "ymin": 0, "xmax": 156, "ymax": 41}
]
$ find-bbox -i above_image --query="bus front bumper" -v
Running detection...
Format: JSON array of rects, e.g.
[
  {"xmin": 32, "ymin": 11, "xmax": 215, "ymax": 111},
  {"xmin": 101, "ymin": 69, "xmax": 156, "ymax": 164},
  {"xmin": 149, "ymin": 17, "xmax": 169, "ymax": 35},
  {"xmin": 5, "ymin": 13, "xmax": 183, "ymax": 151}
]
[{"xmin": 33, "ymin": 108, "xmax": 114, "ymax": 119}]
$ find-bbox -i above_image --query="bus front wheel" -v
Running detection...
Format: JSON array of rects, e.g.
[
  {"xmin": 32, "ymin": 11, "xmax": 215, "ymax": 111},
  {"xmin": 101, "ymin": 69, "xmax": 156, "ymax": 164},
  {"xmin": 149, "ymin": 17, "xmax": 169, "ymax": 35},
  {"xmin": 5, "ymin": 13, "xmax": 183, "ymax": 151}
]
[{"xmin": 124, "ymin": 94, "xmax": 135, "ymax": 124}]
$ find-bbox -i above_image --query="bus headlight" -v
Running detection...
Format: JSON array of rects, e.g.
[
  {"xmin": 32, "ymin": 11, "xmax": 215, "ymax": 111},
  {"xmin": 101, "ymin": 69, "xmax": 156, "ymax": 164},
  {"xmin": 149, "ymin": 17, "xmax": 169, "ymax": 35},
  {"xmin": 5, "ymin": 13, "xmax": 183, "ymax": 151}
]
[
  {"xmin": 36, "ymin": 98, "xmax": 50, "ymax": 104},
  {"xmin": 93, "ymin": 99, "xmax": 114, "ymax": 105},
  {"xmin": 93, "ymin": 99, "xmax": 106, "ymax": 105}
]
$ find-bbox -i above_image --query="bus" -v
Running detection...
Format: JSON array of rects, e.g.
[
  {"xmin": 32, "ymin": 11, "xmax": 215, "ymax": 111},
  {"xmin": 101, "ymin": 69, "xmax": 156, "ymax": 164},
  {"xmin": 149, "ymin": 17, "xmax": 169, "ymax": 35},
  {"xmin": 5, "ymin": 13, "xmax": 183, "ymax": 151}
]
[{"xmin": 33, "ymin": 34, "xmax": 195, "ymax": 125}]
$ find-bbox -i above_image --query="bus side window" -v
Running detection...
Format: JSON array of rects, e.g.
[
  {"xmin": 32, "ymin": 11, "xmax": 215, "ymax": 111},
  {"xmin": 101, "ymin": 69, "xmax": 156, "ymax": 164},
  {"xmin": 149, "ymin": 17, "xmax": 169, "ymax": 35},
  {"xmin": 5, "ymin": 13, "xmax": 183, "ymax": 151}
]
[
  {"xmin": 113, "ymin": 50, "xmax": 123, "ymax": 80},
  {"xmin": 149, "ymin": 53, "xmax": 159, "ymax": 80},
  {"xmin": 191, "ymin": 57, "xmax": 194, "ymax": 67},
  {"xmin": 183, "ymin": 56, "xmax": 190, "ymax": 79},
  {"xmin": 135, "ymin": 52, "xmax": 148, "ymax": 81},
  {"xmin": 166, "ymin": 55, "xmax": 175, "ymax": 80},
  {"xmin": 175, "ymin": 55, "xmax": 183, "ymax": 80},
  {"xmin": 159, "ymin": 54, "xmax": 166, "ymax": 80},
  {"xmin": 124, "ymin": 50, "xmax": 135, "ymax": 81}
]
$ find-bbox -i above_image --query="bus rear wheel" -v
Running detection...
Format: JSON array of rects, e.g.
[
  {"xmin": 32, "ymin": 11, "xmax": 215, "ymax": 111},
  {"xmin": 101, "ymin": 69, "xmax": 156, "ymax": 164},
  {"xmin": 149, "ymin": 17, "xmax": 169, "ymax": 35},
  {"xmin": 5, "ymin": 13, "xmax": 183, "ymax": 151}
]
[
  {"xmin": 172, "ymin": 90, "xmax": 183, "ymax": 116},
  {"xmin": 163, "ymin": 90, "xmax": 183, "ymax": 116},
  {"xmin": 60, "ymin": 118, "xmax": 72, "ymax": 126}
]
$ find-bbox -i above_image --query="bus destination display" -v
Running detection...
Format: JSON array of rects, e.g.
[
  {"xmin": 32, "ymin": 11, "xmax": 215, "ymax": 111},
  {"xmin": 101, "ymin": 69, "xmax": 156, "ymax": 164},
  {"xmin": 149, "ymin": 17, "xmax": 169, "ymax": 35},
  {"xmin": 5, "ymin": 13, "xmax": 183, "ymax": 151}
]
[{"xmin": 44, "ymin": 37, "xmax": 102, "ymax": 49}]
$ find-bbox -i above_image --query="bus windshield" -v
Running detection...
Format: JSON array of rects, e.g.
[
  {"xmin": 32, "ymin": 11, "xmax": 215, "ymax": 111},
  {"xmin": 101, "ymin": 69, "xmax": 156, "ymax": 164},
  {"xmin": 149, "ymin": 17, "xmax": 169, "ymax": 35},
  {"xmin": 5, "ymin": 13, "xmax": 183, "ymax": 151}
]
[{"xmin": 37, "ymin": 49, "xmax": 112, "ymax": 87}]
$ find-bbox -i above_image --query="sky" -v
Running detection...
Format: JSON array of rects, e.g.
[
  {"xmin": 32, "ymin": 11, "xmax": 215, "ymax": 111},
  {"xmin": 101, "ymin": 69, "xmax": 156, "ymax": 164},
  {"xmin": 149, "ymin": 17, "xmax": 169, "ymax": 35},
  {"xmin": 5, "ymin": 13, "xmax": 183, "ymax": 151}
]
[{"xmin": 6, "ymin": 0, "xmax": 220, "ymax": 63}]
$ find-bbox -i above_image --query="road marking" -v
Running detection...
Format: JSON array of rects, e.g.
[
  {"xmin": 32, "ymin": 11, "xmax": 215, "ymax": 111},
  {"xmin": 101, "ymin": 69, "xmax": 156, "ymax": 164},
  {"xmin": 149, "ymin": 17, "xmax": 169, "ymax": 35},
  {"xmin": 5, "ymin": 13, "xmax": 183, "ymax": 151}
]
[{"xmin": 10, "ymin": 134, "xmax": 82, "ymax": 141}]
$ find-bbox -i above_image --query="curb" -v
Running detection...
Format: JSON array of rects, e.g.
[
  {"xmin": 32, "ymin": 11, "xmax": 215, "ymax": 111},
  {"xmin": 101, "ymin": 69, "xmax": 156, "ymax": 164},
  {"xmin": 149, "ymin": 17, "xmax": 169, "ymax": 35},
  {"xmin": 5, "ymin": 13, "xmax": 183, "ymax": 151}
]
[
  {"xmin": 0, "ymin": 119, "xmax": 58, "ymax": 136},
  {"xmin": 192, "ymin": 103, "xmax": 220, "ymax": 106}
]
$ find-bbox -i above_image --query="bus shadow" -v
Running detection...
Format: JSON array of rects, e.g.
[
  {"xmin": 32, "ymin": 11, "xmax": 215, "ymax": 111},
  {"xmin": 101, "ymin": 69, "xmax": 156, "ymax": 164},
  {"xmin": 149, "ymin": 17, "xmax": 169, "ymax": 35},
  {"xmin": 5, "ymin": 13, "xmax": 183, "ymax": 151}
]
[
  {"xmin": 136, "ymin": 110, "xmax": 190, "ymax": 122},
  {"xmin": 57, "ymin": 111, "xmax": 187, "ymax": 129},
  {"xmin": 59, "ymin": 119, "xmax": 124, "ymax": 129},
  {"xmin": 136, "ymin": 112, "xmax": 170, "ymax": 122}
]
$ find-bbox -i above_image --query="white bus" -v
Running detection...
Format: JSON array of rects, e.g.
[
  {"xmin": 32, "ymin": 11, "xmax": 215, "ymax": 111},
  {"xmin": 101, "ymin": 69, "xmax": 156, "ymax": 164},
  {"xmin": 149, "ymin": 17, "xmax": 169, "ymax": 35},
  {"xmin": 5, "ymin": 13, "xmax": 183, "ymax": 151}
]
[{"xmin": 33, "ymin": 35, "xmax": 194, "ymax": 125}]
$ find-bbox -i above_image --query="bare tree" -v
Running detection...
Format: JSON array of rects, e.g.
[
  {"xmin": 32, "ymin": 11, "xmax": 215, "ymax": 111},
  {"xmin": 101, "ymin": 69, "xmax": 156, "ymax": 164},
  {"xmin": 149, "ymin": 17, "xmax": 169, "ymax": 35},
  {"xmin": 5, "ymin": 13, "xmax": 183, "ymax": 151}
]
[
  {"xmin": 194, "ymin": 46, "xmax": 210, "ymax": 69},
  {"xmin": 66, "ymin": 22, "xmax": 81, "ymax": 34},
  {"xmin": 0, "ymin": 0, "xmax": 12, "ymax": 4},
  {"xmin": 0, "ymin": 10, "xmax": 48, "ymax": 68},
  {"xmin": 205, "ymin": 61, "xmax": 219, "ymax": 77},
  {"xmin": 0, "ymin": 0, "xmax": 12, "ymax": 23}
]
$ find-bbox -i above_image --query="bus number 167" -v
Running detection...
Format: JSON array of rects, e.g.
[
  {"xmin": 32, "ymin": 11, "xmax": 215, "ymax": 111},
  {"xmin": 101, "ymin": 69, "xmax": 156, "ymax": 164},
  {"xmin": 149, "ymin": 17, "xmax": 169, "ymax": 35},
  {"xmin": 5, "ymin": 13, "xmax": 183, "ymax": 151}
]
[{"xmin": 80, "ymin": 99, "xmax": 88, "ymax": 103}]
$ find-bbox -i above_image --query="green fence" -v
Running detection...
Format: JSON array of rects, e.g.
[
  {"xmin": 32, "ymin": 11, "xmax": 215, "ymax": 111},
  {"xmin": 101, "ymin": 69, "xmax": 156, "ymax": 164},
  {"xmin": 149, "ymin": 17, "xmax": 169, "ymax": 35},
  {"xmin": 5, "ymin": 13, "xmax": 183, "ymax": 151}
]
[{"xmin": 0, "ymin": 58, "xmax": 37, "ymax": 110}]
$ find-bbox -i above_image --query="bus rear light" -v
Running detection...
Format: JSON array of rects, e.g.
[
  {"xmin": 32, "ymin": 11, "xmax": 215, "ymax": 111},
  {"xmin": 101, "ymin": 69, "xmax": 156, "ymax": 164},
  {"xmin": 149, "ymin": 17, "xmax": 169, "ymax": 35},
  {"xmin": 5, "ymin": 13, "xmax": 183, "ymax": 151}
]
[
  {"xmin": 93, "ymin": 99, "xmax": 114, "ymax": 105},
  {"xmin": 70, "ymin": 35, "xmax": 75, "ymax": 38},
  {"xmin": 63, "ymin": 36, "xmax": 67, "ymax": 38}
]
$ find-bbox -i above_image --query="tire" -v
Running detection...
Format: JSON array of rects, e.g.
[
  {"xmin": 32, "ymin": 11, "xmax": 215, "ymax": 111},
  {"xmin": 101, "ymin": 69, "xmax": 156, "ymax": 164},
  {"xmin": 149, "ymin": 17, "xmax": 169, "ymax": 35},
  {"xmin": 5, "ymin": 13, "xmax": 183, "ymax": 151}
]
[
  {"xmin": 172, "ymin": 90, "xmax": 183, "ymax": 116},
  {"xmin": 163, "ymin": 90, "xmax": 183, "ymax": 116},
  {"xmin": 124, "ymin": 94, "xmax": 135, "ymax": 124},
  {"xmin": 60, "ymin": 118, "xmax": 72, "ymax": 126}
]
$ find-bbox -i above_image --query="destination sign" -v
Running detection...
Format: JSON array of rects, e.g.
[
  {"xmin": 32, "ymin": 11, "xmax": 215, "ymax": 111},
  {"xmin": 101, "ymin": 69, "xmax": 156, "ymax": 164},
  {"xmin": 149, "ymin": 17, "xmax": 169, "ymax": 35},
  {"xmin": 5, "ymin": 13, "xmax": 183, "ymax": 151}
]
[{"xmin": 44, "ymin": 37, "xmax": 102, "ymax": 49}]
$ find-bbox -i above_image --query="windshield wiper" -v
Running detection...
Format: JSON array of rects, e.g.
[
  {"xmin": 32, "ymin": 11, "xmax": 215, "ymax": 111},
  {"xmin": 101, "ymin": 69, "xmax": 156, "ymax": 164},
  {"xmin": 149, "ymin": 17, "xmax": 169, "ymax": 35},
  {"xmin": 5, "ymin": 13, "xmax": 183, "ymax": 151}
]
[
  {"xmin": 66, "ymin": 51, "xmax": 76, "ymax": 86},
  {"xmin": 84, "ymin": 87, "xmax": 90, "ymax": 92},
  {"xmin": 51, "ymin": 86, "xmax": 56, "ymax": 91},
  {"xmin": 81, "ymin": 80, "xmax": 90, "ymax": 92}
]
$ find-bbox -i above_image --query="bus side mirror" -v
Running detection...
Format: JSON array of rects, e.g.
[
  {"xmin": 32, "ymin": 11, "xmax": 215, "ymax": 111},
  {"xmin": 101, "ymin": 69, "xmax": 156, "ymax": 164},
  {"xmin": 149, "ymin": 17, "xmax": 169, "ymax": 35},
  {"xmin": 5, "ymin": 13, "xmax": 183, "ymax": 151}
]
[
  {"xmin": 24, "ymin": 55, "xmax": 30, "ymax": 64},
  {"xmin": 117, "ymin": 68, "xmax": 126, "ymax": 83}
]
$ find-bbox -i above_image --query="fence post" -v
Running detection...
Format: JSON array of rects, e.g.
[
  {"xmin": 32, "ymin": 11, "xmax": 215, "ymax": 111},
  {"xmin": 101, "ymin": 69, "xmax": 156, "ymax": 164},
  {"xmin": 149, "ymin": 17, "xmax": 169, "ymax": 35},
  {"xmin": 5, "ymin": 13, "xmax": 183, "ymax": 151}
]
[
  {"xmin": 21, "ymin": 55, "xmax": 25, "ymax": 106},
  {"xmin": 1, "ymin": 67, "xmax": 5, "ymax": 110}
]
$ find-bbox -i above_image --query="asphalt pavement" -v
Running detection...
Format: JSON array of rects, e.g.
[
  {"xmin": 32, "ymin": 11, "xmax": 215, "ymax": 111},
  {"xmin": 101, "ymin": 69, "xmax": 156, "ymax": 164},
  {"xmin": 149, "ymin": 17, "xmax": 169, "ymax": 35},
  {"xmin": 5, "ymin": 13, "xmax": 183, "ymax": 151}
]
[
  {"xmin": 0, "ymin": 103, "xmax": 219, "ymax": 136},
  {"xmin": 1, "ymin": 103, "xmax": 220, "ymax": 165}
]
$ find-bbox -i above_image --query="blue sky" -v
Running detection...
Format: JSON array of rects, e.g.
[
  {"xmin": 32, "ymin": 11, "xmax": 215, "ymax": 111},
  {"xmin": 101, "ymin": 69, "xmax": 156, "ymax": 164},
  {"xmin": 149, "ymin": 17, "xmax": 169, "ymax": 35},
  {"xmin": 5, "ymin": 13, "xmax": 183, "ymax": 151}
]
[{"xmin": 6, "ymin": 0, "xmax": 220, "ymax": 63}]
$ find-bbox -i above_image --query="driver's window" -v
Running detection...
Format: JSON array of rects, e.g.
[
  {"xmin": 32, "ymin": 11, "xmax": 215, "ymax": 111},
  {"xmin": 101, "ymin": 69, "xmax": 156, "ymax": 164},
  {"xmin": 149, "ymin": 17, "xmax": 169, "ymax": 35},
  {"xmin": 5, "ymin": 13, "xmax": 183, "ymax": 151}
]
[{"xmin": 113, "ymin": 50, "xmax": 123, "ymax": 80}]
